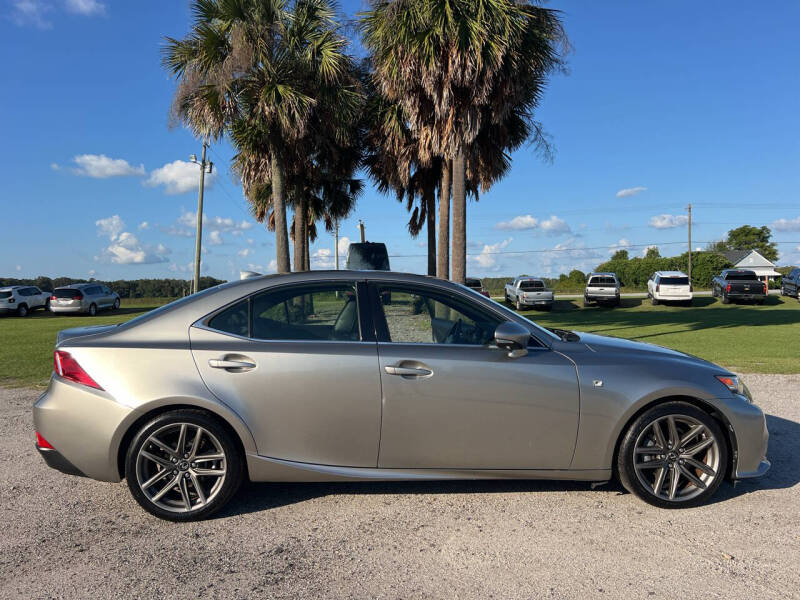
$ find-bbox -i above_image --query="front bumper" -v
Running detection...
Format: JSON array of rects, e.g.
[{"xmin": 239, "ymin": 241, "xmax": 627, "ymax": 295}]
[
  {"xmin": 723, "ymin": 396, "xmax": 770, "ymax": 479},
  {"xmin": 33, "ymin": 377, "xmax": 133, "ymax": 482}
]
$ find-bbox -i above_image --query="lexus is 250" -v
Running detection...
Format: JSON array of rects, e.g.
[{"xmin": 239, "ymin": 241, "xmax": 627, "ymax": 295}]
[{"xmin": 34, "ymin": 271, "xmax": 769, "ymax": 520}]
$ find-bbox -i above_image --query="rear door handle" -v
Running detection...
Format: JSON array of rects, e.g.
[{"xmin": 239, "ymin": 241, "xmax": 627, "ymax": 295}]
[
  {"xmin": 208, "ymin": 358, "xmax": 256, "ymax": 370},
  {"xmin": 384, "ymin": 365, "xmax": 433, "ymax": 377}
]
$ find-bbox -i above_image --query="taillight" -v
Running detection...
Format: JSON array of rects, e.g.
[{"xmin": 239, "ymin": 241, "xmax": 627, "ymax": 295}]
[
  {"xmin": 53, "ymin": 350, "xmax": 103, "ymax": 390},
  {"xmin": 726, "ymin": 283, "xmax": 731, "ymax": 293},
  {"xmin": 72, "ymin": 294, "xmax": 83, "ymax": 300},
  {"xmin": 763, "ymin": 282, "xmax": 768, "ymax": 294},
  {"xmin": 36, "ymin": 431, "xmax": 54, "ymax": 449},
  {"xmin": 8, "ymin": 298, "xmax": 14, "ymax": 303},
  {"xmin": 690, "ymin": 284, "xmax": 693, "ymax": 292},
  {"xmin": 656, "ymin": 284, "xmax": 660, "ymax": 292},
  {"xmin": 50, "ymin": 295, "xmax": 57, "ymax": 301}
]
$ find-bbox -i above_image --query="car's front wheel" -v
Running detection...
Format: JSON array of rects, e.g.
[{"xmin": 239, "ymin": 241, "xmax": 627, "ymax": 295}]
[
  {"xmin": 125, "ymin": 409, "xmax": 244, "ymax": 521},
  {"xmin": 617, "ymin": 402, "xmax": 727, "ymax": 508}
]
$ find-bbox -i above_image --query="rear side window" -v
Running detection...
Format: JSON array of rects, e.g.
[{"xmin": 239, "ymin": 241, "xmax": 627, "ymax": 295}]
[
  {"xmin": 588, "ymin": 277, "xmax": 616, "ymax": 287},
  {"xmin": 660, "ymin": 277, "xmax": 689, "ymax": 286},
  {"xmin": 53, "ymin": 289, "xmax": 80, "ymax": 298},
  {"xmin": 0, "ymin": 291, "xmax": 11, "ymax": 299},
  {"xmin": 208, "ymin": 301, "xmax": 249, "ymax": 337},
  {"xmin": 519, "ymin": 280, "xmax": 544, "ymax": 290}
]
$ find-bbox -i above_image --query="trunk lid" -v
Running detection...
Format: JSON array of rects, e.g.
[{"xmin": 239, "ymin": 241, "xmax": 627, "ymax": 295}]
[{"xmin": 57, "ymin": 324, "xmax": 118, "ymax": 345}]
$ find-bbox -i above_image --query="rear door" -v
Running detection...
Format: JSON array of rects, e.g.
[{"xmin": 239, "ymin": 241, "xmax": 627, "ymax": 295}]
[
  {"xmin": 371, "ymin": 281, "xmax": 580, "ymax": 470},
  {"xmin": 190, "ymin": 279, "xmax": 382, "ymax": 467}
]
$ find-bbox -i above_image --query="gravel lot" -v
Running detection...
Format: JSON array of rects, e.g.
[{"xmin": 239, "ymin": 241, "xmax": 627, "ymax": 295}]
[{"xmin": 1, "ymin": 375, "xmax": 798, "ymax": 600}]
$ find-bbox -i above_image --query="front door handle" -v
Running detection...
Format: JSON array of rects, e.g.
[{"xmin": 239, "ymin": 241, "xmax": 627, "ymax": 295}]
[
  {"xmin": 384, "ymin": 365, "xmax": 433, "ymax": 377},
  {"xmin": 208, "ymin": 358, "xmax": 256, "ymax": 370}
]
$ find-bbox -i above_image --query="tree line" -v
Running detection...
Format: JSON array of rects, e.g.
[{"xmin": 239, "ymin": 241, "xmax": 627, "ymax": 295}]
[
  {"xmin": 0, "ymin": 277, "xmax": 224, "ymax": 298},
  {"xmin": 164, "ymin": 0, "xmax": 568, "ymax": 284}
]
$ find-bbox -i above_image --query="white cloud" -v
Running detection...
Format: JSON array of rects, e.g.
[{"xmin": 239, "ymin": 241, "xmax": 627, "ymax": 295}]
[
  {"xmin": 311, "ymin": 248, "xmax": 334, "ymax": 268},
  {"xmin": 11, "ymin": 0, "xmax": 52, "ymax": 29},
  {"xmin": 138, "ymin": 221, "xmax": 149, "ymax": 230},
  {"xmin": 246, "ymin": 238, "xmax": 254, "ymax": 245},
  {"xmin": 642, "ymin": 244, "xmax": 659, "ymax": 257},
  {"xmin": 65, "ymin": 0, "xmax": 105, "ymax": 15},
  {"xmin": 237, "ymin": 248, "xmax": 254, "ymax": 258},
  {"xmin": 72, "ymin": 154, "xmax": 145, "ymax": 178},
  {"xmin": 88, "ymin": 269, "xmax": 96, "ymax": 277},
  {"xmin": 146, "ymin": 160, "xmax": 216, "ymax": 195},
  {"xmin": 338, "ymin": 236, "xmax": 351, "ymax": 258},
  {"xmin": 772, "ymin": 216, "xmax": 800, "ymax": 232},
  {"xmin": 540, "ymin": 215, "xmax": 571, "ymax": 235},
  {"xmin": 246, "ymin": 261, "xmax": 277, "ymax": 274},
  {"xmin": 649, "ymin": 214, "xmax": 688, "ymax": 229},
  {"xmin": 616, "ymin": 186, "xmax": 647, "ymax": 198},
  {"xmin": 608, "ymin": 238, "xmax": 631, "ymax": 256},
  {"xmin": 50, "ymin": 162, "xmax": 61, "ymax": 171},
  {"xmin": 496, "ymin": 215, "xmax": 539, "ymax": 231},
  {"xmin": 538, "ymin": 237, "xmax": 603, "ymax": 277},
  {"xmin": 15, "ymin": 265, "xmax": 22, "ymax": 272},
  {"xmin": 95, "ymin": 215, "xmax": 125, "ymax": 240},
  {"xmin": 176, "ymin": 210, "xmax": 252, "ymax": 234},
  {"xmin": 95, "ymin": 215, "xmax": 170, "ymax": 265},
  {"xmin": 471, "ymin": 238, "xmax": 512, "ymax": 269},
  {"xmin": 208, "ymin": 231, "xmax": 224, "ymax": 246}
]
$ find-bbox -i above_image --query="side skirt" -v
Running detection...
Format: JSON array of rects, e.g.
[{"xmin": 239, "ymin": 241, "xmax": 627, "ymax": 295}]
[{"xmin": 246, "ymin": 454, "xmax": 611, "ymax": 483}]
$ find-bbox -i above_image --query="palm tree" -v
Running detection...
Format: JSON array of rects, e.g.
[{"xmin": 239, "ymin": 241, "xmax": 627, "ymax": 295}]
[
  {"xmin": 361, "ymin": 0, "xmax": 566, "ymax": 282},
  {"xmin": 164, "ymin": 0, "xmax": 361, "ymax": 274}
]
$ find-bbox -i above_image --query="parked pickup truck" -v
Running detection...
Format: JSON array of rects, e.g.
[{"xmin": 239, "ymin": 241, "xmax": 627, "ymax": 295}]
[
  {"xmin": 505, "ymin": 277, "xmax": 554, "ymax": 311},
  {"xmin": 712, "ymin": 269, "xmax": 767, "ymax": 304},
  {"xmin": 584, "ymin": 272, "xmax": 621, "ymax": 307},
  {"xmin": 0, "ymin": 285, "xmax": 51, "ymax": 317}
]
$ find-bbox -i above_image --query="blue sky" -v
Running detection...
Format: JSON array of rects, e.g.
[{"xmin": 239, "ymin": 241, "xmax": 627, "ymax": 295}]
[{"xmin": 2, "ymin": 0, "xmax": 799, "ymax": 281}]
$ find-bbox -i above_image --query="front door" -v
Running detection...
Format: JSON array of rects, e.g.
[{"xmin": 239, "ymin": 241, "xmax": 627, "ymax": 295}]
[
  {"xmin": 191, "ymin": 280, "xmax": 382, "ymax": 467},
  {"xmin": 371, "ymin": 283, "xmax": 580, "ymax": 470}
]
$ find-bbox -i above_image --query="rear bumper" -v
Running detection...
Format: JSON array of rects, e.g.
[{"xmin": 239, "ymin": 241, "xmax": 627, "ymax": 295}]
[
  {"xmin": 585, "ymin": 294, "xmax": 618, "ymax": 302},
  {"xmin": 727, "ymin": 294, "xmax": 766, "ymax": 301},
  {"xmin": 519, "ymin": 298, "xmax": 553, "ymax": 306},
  {"xmin": 33, "ymin": 377, "xmax": 133, "ymax": 482},
  {"xmin": 50, "ymin": 305, "xmax": 86, "ymax": 313},
  {"xmin": 654, "ymin": 294, "xmax": 693, "ymax": 301}
]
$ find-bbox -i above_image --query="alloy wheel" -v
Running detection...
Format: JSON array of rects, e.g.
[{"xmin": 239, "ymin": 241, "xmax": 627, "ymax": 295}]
[
  {"xmin": 135, "ymin": 422, "xmax": 227, "ymax": 514},
  {"xmin": 633, "ymin": 414, "xmax": 721, "ymax": 502}
]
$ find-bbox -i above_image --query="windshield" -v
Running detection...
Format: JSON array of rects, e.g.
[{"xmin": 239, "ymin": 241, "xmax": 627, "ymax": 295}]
[
  {"xmin": 725, "ymin": 271, "xmax": 757, "ymax": 281},
  {"xmin": 660, "ymin": 277, "xmax": 689, "ymax": 285},
  {"xmin": 588, "ymin": 277, "xmax": 616, "ymax": 287},
  {"xmin": 519, "ymin": 280, "xmax": 544, "ymax": 290}
]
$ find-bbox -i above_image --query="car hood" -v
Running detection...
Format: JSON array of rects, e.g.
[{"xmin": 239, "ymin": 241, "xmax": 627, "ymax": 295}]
[
  {"xmin": 565, "ymin": 331, "xmax": 721, "ymax": 369},
  {"xmin": 57, "ymin": 324, "xmax": 118, "ymax": 345}
]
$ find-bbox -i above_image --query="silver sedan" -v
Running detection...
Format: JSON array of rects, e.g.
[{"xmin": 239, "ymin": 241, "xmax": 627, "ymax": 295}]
[{"xmin": 33, "ymin": 271, "xmax": 769, "ymax": 520}]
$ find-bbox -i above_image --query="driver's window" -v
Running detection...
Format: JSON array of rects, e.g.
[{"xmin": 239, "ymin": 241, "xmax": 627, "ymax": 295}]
[{"xmin": 377, "ymin": 286, "xmax": 500, "ymax": 345}]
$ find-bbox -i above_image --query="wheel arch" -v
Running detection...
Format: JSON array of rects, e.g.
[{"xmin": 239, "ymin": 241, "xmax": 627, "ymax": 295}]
[
  {"xmin": 610, "ymin": 395, "xmax": 738, "ymax": 481},
  {"xmin": 116, "ymin": 401, "xmax": 253, "ymax": 481}
]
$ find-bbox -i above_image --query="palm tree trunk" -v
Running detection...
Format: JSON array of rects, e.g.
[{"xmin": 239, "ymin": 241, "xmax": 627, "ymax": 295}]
[
  {"xmin": 425, "ymin": 183, "xmax": 436, "ymax": 276},
  {"xmin": 305, "ymin": 229, "xmax": 310, "ymax": 271},
  {"xmin": 437, "ymin": 159, "xmax": 451, "ymax": 280},
  {"xmin": 451, "ymin": 150, "xmax": 467, "ymax": 284},
  {"xmin": 271, "ymin": 154, "xmax": 291, "ymax": 274},
  {"xmin": 293, "ymin": 195, "xmax": 307, "ymax": 273}
]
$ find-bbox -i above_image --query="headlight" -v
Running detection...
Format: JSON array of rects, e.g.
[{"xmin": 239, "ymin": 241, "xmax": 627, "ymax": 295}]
[{"xmin": 715, "ymin": 375, "xmax": 752, "ymax": 401}]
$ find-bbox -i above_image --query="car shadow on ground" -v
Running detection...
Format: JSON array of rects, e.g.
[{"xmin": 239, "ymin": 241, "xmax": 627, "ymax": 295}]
[{"xmin": 218, "ymin": 412, "xmax": 799, "ymax": 517}]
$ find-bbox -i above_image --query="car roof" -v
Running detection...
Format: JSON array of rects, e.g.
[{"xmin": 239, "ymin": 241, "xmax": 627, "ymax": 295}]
[
  {"xmin": 0, "ymin": 286, "xmax": 23, "ymax": 290},
  {"xmin": 655, "ymin": 271, "xmax": 688, "ymax": 277},
  {"xmin": 55, "ymin": 283, "xmax": 94, "ymax": 289},
  {"xmin": 588, "ymin": 272, "xmax": 616, "ymax": 277}
]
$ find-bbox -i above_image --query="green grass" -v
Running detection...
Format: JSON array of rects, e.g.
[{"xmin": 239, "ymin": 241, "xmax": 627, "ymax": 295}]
[
  {"xmin": 516, "ymin": 295, "xmax": 800, "ymax": 374},
  {"xmin": 1, "ymin": 295, "xmax": 798, "ymax": 387},
  {"xmin": 0, "ymin": 298, "xmax": 170, "ymax": 387}
]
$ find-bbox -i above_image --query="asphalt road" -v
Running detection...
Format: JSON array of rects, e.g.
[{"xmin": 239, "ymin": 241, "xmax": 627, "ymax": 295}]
[{"xmin": 1, "ymin": 375, "xmax": 798, "ymax": 599}]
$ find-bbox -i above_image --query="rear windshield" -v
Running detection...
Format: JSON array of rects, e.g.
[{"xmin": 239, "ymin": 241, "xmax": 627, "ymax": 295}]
[
  {"xmin": 53, "ymin": 289, "xmax": 80, "ymax": 298},
  {"xmin": 519, "ymin": 280, "xmax": 544, "ymax": 290},
  {"xmin": 465, "ymin": 279, "xmax": 482, "ymax": 289},
  {"xmin": 725, "ymin": 271, "xmax": 757, "ymax": 281},
  {"xmin": 0, "ymin": 291, "xmax": 11, "ymax": 299},
  {"xmin": 346, "ymin": 244, "xmax": 390, "ymax": 271},
  {"xmin": 660, "ymin": 277, "xmax": 689, "ymax": 285},
  {"xmin": 588, "ymin": 277, "xmax": 616, "ymax": 287}
]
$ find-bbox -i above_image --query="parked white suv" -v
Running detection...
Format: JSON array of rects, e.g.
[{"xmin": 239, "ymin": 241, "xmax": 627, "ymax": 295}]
[
  {"xmin": 0, "ymin": 285, "xmax": 51, "ymax": 317},
  {"xmin": 647, "ymin": 271, "xmax": 693, "ymax": 306}
]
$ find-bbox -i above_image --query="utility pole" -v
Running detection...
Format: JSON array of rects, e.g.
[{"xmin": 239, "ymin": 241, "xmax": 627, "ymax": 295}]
[
  {"xmin": 189, "ymin": 141, "xmax": 213, "ymax": 294},
  {"xmin": 334, "ymin": 220, "xmax": 340, "ymax": 270},
  {"xmin": 687, "ymin": 203, "xmax": 692, "ymax": 283},
  {"xmin": 358, "ymin": 219, "xmax": 366, "ymax": 243}
]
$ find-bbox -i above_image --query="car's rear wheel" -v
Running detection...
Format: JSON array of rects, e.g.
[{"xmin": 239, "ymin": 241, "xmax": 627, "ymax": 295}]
[
  {"xmin": 88, "ymin": 303, "xmax": 97, "ymax": 316},
  {"xmin": 17, "ymin": 303, "xmax": 28, "ymax": 317},
  {"xmin": 617, "ymin": 402, "xmax": 727, "ymax": 508},
  {"xmin": 721, "ymin": 294, "xmax": 730, "ymax": 304},
  {"xmin": 112, "ymin": 298, "xmax": 120, "ymax": 310},
  {"xmin": 125, "ymin": 409, "xmax": 244, "ymax": 521},
  {"xmin": 651, "ymin": 296, "xmax": 658, "ymax": 306}
]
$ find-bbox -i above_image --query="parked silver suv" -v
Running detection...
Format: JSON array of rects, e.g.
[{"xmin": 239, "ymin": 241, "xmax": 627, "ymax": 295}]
[
  {"xmin": 50, "ymin": 283, "xmax": 120, "ymax": 316},
  {"xmin": 584, "ymin": 272, "xmax": 621, "ymax": 307}
]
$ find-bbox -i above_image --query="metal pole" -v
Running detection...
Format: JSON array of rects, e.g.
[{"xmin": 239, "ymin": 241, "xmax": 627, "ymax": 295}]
[
  {"xmin": 334, "ymin": 221, "xmax": 340, "ymax": 270},
  {"xmin": 192, "ymin": 141, "xmax": 208, "ymax": 294},
  {"xmin": 687, "ymin": 203, "xmax": 692, "ymax": 282}
]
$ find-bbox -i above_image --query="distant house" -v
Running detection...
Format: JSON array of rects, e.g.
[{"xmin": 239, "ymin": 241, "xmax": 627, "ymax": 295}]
[{"xmin": 719, "ymin": 249, "xmax": 781, "ymax": 283}]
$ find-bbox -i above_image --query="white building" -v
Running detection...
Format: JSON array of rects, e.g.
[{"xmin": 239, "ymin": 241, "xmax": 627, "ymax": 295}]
[{"xmin": 720, "ymin": 249, "xmax": 781, "ymax": 283}]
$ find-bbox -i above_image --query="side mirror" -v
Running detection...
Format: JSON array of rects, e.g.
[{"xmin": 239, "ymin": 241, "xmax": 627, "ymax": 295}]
[{"xmin": 494, "ymin": 321, "xmax": 530, "ymax": 358}]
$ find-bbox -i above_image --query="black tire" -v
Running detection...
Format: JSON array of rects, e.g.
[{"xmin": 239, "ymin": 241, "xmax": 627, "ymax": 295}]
[
  {"xmin": 44, "ymin": 298, "xmax": 51, "ymax": 311},
  {"xmin": 651, "ymin": 296, "xmax": 658, "ymax": 306},
  {"xmin": 17, "ymin": 304, "xmax": 28, "ymax": 317},
  {"xmin": 617, "ymin": 401, "xmax": 728, "ymax": 509},
  {"xmin": 516, "ymin": 298, "xmax": 522, "ymax": 311},
  {"xmin": 781, "ymin": 286, "xmax": 786, "ymax": 297},
  {"xmin": 542, "ymin": 303, "xmax": 553, "ymax": 312},
  {"xmin": 721, "ymin": 294, "xmax": 730, "ymax": 304},
  {"xmin": 125, "ymin": 409, "xmax": 244, "ymax": 521},
  {"xmin": 88, "ymin": 303, "xmax": 97, "ymax": 316},
  {"xmin": 112, "ymin": 298, "xmax": 120, "ymax": 310}
]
